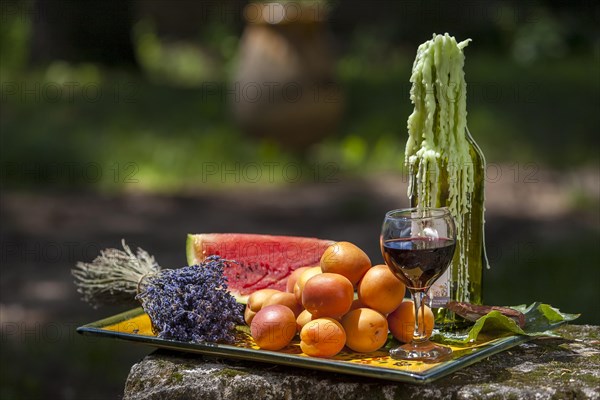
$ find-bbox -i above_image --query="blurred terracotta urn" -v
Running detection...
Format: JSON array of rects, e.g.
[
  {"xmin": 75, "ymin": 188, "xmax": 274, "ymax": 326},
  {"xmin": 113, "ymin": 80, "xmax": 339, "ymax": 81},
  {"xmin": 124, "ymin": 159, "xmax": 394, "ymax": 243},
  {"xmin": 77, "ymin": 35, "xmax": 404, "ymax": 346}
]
[{"xmin": 232, "ymin": 2, "xmax": 343, "ymax": 150}]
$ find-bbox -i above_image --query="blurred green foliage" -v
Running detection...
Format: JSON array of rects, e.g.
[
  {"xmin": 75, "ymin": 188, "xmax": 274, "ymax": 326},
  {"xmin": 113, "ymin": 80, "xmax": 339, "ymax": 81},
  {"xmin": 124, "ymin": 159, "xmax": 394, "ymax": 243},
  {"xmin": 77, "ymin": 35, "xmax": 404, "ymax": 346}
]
[
  {"xmin": 0, "ymin": 0, "xmax": 31, "ymax": 80},
  {"xmin": 2, "ymin": 57, "xmax": 598, "ymax": 191},
  {"xmin": 0, "ymin": 2, "xmax": 597, "ymax": 191},
  {"xmin": 132, "ymin": 18, "xmax": 239, "ymax": 86},
  {"xmin": 1, "ymin": 2, "xmax": 598, "ymax": 191}
]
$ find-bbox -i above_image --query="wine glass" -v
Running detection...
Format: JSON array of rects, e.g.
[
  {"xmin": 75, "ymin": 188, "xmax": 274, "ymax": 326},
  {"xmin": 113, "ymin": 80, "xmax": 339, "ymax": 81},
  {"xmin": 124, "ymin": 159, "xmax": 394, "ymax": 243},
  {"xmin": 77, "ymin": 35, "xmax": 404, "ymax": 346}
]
[{"xmin": 380, "ymin": 207, "xmax": 456, "ymax": 362}]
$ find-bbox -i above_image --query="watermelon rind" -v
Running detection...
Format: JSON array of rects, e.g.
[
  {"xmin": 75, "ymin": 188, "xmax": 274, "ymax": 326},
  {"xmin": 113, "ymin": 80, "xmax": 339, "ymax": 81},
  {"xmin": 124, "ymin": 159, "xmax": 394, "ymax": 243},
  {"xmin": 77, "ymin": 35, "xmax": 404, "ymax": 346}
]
[
  {"xmin": 186, "ymin": 233, "xmax": 335, "ymax": 303},
  {"xmin": 186, "ymin": 233, "xmax": 198, "ymax": 266},
  {"xmin": 187, "ymin": 233, "xmax": 248, "ymax": 303}
]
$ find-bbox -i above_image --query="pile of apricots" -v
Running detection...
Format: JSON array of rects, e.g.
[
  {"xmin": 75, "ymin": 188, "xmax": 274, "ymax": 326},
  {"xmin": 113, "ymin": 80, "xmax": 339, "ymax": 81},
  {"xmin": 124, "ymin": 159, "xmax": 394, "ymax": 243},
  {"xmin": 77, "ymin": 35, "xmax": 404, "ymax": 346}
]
[{"xmin": 244, "ymin": 242, "xmax": 434, "ymax": 358}]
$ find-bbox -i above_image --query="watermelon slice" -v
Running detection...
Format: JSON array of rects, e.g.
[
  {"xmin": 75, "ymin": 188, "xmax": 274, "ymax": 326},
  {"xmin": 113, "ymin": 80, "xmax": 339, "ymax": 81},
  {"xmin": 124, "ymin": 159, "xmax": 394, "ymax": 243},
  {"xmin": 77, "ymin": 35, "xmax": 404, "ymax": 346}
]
[{"xmin": 186, "ymin": 233, "xmax": 334, "ymax": 302}]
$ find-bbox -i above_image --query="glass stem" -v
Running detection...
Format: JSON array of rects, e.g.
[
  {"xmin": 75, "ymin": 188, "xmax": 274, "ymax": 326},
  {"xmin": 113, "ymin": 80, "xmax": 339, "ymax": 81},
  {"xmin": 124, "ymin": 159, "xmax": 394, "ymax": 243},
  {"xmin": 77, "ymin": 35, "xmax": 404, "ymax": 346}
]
[{"xmin": 412, "ymin": 290, "xmax": 428, "ymax": 343}]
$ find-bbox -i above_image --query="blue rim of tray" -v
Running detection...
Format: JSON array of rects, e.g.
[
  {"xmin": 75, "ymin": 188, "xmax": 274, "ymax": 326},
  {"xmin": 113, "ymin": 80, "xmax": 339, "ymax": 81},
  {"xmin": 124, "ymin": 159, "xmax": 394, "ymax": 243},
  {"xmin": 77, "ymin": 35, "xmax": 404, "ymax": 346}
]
[{"xmin": 77, "ymin": 307, "xmax": 533, "ymax": 384}]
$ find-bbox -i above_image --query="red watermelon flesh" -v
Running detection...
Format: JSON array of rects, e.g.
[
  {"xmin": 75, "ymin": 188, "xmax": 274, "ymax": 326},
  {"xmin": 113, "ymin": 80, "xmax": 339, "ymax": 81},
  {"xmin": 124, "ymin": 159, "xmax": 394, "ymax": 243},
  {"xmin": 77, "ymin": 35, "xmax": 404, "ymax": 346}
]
[{"xmin": 186, "ymin": 233, "xmax": 334, "ymax": 300}]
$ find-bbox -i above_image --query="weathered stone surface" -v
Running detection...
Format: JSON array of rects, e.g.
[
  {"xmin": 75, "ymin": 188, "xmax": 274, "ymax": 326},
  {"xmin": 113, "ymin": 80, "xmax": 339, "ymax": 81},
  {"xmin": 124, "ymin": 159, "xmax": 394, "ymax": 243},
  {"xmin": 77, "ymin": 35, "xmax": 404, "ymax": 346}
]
[{"xmin": 123, "ymin": 325, "xmax": 600, "ymax": 400}]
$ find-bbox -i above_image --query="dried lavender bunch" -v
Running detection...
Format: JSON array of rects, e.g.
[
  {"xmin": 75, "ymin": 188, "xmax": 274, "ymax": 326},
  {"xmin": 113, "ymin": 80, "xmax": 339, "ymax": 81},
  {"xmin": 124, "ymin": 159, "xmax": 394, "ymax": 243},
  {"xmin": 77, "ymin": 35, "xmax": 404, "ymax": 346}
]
[
  {"xmin": 73, "ymin": 242, "xmax": 243, "ymax": 344},
  {"xmin": 72, "ymin": 240, "xmax": 160, "ymax": 307},
  {"xmin": 136, "ymin": 256, "xmax": 244, "ymax": 344}
]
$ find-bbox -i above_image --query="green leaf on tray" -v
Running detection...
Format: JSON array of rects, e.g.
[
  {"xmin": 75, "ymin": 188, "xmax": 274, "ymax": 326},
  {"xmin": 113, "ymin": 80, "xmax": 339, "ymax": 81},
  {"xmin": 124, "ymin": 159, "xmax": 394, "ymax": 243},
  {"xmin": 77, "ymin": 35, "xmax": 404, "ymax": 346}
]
[
  {"xmin": 433, "ymin": 302, "xmax": 580, "ymax": 346},
  {"xmin": 537, "ymin": 303, "xmax": 569, "ymax": 324}
]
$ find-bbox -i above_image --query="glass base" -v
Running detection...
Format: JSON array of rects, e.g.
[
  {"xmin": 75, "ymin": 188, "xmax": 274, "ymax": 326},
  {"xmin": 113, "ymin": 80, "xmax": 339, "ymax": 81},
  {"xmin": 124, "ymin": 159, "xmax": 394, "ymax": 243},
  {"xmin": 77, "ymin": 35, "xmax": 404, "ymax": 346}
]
[{"xmin": 389, "ymin": 341, "xmax": 452, "ymax": 363}]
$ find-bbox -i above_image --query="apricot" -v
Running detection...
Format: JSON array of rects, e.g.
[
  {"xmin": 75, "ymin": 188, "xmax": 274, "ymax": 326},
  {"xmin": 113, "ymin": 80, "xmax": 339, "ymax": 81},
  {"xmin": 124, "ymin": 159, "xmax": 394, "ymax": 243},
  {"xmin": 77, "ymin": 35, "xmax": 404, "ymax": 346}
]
[
  {"xmin": 293, "ymin": 266, "xmax": 322, "ymax": 304},
  {"xmin": 320, "ymin": 242, "xmax": 371, "ymax": 286},
  {"xmin": 247, "ymin": 289, "xmax": 280, "ymax": 312},
  {"xmin": 263, "ymin": 291, "xmax": 303, "ymax": 317},
  {"xmin": 349, "ymin": 297, "xmax": 365, "ymax": 312},
  {"xmin": 387, "ymin": 300, "xmax": 434, "ymax": 344},
  {"xmin": 286, "ymin": 266, "xmax": 311, "ymax": 293},
  {"xmin": 302, "ymin": 273, "xmax": 354, "ymax": 318},
  {"xmin": 358, "ymin": 264, "xmax": 406, "ymax": 314},
  {"xmin": 342, "ymin": 308, "xmax": 389, "ymax": 353},
  {"xmin": 296, "ymin": 309, "xmax": 314, "ymax": 332},
  {"xmin": 250, "ymin": 305, "xmax": 297, "ymax": 351},
  {"xmin": 300, "ymin": 318, "xmax": 346, "ymax": 358},
  {"xmin": 244, "ymin": 304, "xmax": 257, "ymax": 325}
]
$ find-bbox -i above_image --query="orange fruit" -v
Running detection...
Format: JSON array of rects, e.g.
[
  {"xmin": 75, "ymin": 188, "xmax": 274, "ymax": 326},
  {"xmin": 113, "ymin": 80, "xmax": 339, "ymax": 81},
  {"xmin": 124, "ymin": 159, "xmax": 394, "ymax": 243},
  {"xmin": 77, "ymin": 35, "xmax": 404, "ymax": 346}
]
[
  {"xmin": 296, "ymin": 309, "xmax": 314, "ymax": 332},
  {"xmin": 387, "ymin": 300, "xmax": 434, "ymax": 344},
  {"xmin": 300, "ymin": 318, "xmax": 346, "ymax": 358},
  {"xmin": 293, "ymin": 266, "xmax": 322, "ymax": 304},
  {"xmin": 244, "ymin": 304, "xmax": 257, "ymax": 325},
  {"xmin": 320, "ymin": 242, "xmax": 371, "ymax": 286},
  {"xmin": 348, "ymin": 297, "xmax": 365, "ymax": 312},
  {"xmin": 341, "ymin": 308, "xmax": 389, "ymax": 353},
  {"xmin": 301, "ymin": 273, "xmax": 354, "ymax": 318},
  {"xmin": 286, "ymin": 266, "xmax": 311, "ymax": 293},
  {"xmin": 250, "ymin": 305, "xmax": 297, "ymax": 350},
  {"xmin": 263, "ymin": 291, "xmax": 303, "ymax": 317},
  {"xmin": 245, "ymin": 288, "xmax": 280, "ymax": 325},
  {"xmin": 358, "ymin": 264, "xmax": 406, "ymax": 314},
  {"xmin": 247, "ymin": 289, "xmax": 280, "ymax": 312}
]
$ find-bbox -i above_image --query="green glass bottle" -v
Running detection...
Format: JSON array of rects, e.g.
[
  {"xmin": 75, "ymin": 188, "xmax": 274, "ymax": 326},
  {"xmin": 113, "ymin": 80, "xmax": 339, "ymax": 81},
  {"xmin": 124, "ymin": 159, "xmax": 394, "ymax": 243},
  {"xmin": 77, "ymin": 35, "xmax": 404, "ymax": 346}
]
[
  {"xmin": 404, "ymin": 33, "xmax": 489, "ymax": 329},
  {"xmin": 408, "ymin": 128, "xmax": 488, "ymax": 328}
]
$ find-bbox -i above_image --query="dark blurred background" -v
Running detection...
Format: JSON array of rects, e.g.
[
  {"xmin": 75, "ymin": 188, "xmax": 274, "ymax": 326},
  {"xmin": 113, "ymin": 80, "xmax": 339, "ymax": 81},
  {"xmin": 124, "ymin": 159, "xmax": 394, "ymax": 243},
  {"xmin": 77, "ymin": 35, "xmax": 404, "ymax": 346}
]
[{"xmin": 1, "ymin": 0, "xmax": 598, "ymax": 398}]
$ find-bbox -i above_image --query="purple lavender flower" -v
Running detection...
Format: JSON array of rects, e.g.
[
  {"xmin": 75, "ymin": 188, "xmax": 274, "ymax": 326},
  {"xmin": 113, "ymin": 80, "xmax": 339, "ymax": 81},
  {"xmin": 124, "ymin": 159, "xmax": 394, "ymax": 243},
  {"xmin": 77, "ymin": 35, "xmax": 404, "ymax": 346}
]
[{"xmin": 136, "ymin": 256, "xmax": 244, "ymax": 344}]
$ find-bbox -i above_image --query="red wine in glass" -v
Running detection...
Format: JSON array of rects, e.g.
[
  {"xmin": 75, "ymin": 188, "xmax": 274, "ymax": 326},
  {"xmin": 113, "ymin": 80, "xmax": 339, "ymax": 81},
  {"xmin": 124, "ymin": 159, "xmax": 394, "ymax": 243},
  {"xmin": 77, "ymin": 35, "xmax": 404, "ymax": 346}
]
[
  {"xmin": 382, "ymin": 238, "xmax": 456, "ymax": 290},
  {"xmin": 380, "ymin": 207, "xmax": 457, "ymax": 362}
]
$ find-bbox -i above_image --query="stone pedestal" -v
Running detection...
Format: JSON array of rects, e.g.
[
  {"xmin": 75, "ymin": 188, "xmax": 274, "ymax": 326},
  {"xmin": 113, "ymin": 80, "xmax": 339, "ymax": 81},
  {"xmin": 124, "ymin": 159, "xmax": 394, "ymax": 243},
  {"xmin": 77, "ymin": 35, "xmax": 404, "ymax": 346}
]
[{"xmin": 124, "ymin": 325, "xmax": 600, "ymax": 400}]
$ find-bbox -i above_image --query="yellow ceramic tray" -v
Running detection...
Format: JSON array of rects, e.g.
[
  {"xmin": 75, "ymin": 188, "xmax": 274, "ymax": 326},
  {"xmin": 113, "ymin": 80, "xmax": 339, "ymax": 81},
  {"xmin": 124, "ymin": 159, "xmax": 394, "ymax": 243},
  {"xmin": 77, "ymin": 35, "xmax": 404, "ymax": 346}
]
[{"xmin": 77, "ymin": 307, "xmax": 532, "ymax": 384}]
